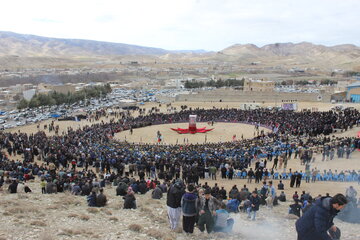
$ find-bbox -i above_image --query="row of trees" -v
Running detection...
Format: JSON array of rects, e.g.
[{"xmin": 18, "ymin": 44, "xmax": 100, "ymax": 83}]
[
  {"xmin": 342, "ymin": 71, "xmax": 360, "ymax": 77},
  {"xmin": 278, "ymin": 79, "xmax": 338, "ymax": 86},
  {"xmin": 17, "ymin": 84, "xmax": 112, "ymax": 109},
  {"xmin": 184, "ymin": 78, "xmax": 244, "ymax": 89},
  {"xmin": 184, "ymin": 78, "xmax": 338, "ymax": 89}
]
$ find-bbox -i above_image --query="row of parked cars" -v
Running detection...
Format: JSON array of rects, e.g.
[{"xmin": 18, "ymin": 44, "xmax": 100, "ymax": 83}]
[
  {"xmin": 0, "ymin": 87, "xmax": 191, "ymax": 130},
  {"xmin": 0, "ymin": 93, "xmax": 145, "ymax": 130}
]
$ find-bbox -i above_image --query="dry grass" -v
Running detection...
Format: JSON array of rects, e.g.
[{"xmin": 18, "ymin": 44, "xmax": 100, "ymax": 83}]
[
  {"xmin": 58, "ymin": 229, "xmax": 82, "ymax": 236},
  {"xmin": 58, "ymin": 228, "xmax": 95, "ymax": 237},
  {"xmin": 109, "ymin": 217, "xmax": 118, "ymax": 222},
  {"xmin": 17, "ymin": 194, "xmax": 29, "ymax": 199},
  {"xmin": 39, "ymin": 231, "xmax": 55, "ymax": 240},
  {"xmin": 15, "ymin": 214, "xmax": 26, "ymax": 219},
  {"xmin": 100, "ymin": 208, "xmax": 112, "ymax": 215},
  {"xmin": 173, "ymin": 227, "xmax": 183, "ymax": 233},
  {"xmin": 163, "ymin": 236, "xmax": 176, "ymax": 240},
  {"xmin": 87, "ymin": 207, "xmax": 99, "ymax": 214},
  {"xmin": 0, "ymin": 200, "xmax": 20, "ymax": 206},
  {"xmin": 46, "ymin": 204, "xmax": 65, "ymax": 210},
  {"xmin": 54, "ymin": 194, "xmax": 82, "ymax": 206},
  {"xmin": 128, "ymin": 224, "xmax": 143, "ymax": 232},
  {"xmin": 67, "ymin": 213, "xmax": 79, "ymax": 218},
  {"xmin": 79, "ymin": 215, "xmax": 90, "ymax": 221},
  {"xmin": 3, "ymin": 206, "xmax": 40, "ymax": 216},
  {"xmin": 30, "ymin": 220, "xmax": 47, "ymax": 227},
  {"xmin": 146, "ymin": 229, "xmax": 164, "ymax": 239},
  {"xmin": 66, "ymin": 213, "xmax": 90, "ymax": 221},
  {"xmin": 139, "ymin": 206, "xmax": 152, "ymax": 213}
]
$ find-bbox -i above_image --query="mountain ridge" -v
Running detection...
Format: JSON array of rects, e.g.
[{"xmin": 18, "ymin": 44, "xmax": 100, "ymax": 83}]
[{"xmin": 1, "ymin": 31, "xmax": 360, "ymax": 71}]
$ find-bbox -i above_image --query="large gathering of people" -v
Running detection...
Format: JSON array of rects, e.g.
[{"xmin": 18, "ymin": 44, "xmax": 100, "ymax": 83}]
[{"xmin": 0, "ymin": 105, "xmax": 360, "ymax": 237}]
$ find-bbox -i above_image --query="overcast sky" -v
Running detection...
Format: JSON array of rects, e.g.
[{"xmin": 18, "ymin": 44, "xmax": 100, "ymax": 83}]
[{"xmin": 0, "ymin": 0, "xmax": 359, "ymax": 51}]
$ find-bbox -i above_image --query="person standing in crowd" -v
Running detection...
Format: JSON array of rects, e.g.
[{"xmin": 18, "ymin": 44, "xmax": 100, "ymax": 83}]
[
  {"xmin": 198, "ymin": 188, "xmax": 218, "ymax": 234},
  {"xmin": 345, "ymin": 186, "xmax": 357, "ymax": 204},
  {"xmin": 290, "ymin": 172, "xmax": 296, "ymax": 188},
  {"xmin": 296, "ymin": 171, "xmax": 302, "ymax": 188},
  {"xmin": 181, "ymin": 184, "xmax": 198, "ymax": 234},
  {"xmin": 247, "ymin": 168, "xmax": 254, "ymax": 183},
  {"xmin": 296, "ymin": 193, "xmax": 347, "ymax": 240},
  {"xmin": 40, "ymin": 179, "xmax": 46, "ymax": 194},
  {"xmin": 247, "ymin": 190, "xmax": 261, "ymax": 220},
  {"xmin": 167, "ymin": 180, "xmax": 185, "ymax": 230},
  {"xmin": 266, "ymin": 181, "xmax": 276, "ymax": 208}
]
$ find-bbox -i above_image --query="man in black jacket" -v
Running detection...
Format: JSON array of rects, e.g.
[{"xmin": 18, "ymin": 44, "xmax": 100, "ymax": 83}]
[
  {"xmin": 166, "ymin": 179, "xmax": 185, "ymax": 230},
  {"xmin": 8, "ymin": 180, "xmax": 18, "ymax": 194},
  {"xmin": 296, "ymin": 193, "xmax": 347, "ymax": 240},
  {"xmin": 247, "ymin": 191, "xmax": 260, "ymax": 220}
]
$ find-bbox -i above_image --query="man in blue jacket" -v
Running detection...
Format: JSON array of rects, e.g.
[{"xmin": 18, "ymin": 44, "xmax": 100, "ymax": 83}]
[
  {"xmin": 181, "ymin": 184, "xmax": 198, "ymax": 234},
  {"xmin": 247, "ymin": 191, "xmax": 261, "ymax": 220},
  {"xmin": 296, "ymin": 193, "xmax": 347, "ymax": 240}
]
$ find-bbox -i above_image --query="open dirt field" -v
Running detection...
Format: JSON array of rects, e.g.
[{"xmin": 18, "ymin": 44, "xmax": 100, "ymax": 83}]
[{"xmin": 114, "ymin": 122, "xmax": 271, "ymax": 145}]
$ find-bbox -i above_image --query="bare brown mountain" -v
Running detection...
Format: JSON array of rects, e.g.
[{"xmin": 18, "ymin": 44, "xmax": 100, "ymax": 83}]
[
  {"xmin": 1, "ymin": 31, "xmax": 360, "ymax": 71},
  {"xmin": 0, "ymin": 31, "xmax": 170, "ymax": 57},
  {"xmin": 218, "ymin": 42, "xmax": 360, "ymax": 70}
]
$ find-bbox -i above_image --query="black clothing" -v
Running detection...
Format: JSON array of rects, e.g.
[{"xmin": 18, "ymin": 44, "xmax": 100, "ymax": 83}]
[{"xmin": 183, "ymin": 216, "xmax": 196, "ymax": 233}]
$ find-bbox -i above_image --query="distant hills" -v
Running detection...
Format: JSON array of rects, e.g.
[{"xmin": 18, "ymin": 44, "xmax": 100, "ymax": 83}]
[
  {"xmin": 0, "ymin": 31, "xmax": 171, "ymax": 57},
  {"xmin": 0, "ymin": 31, "xmax": 360, "ymax": 71},
  {"xmin": 218, "ymin": 42, "xmax": 360, "ymax": 70}
]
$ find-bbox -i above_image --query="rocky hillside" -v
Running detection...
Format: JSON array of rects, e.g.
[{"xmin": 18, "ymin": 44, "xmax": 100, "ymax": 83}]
[
  {"xmin": 218, "ymin": 42, "xmax": 360, "ymax": 69},
  {"xmin": 0, "ymin": 31, "xmax": 169, "ymax": 57},
  {"xmin": 1, "ymin": 31, "xmax": 360, "ymax": 71}
]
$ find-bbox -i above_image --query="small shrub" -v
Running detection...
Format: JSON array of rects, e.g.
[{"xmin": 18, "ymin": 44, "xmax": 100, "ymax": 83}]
[
  {"xmin": 109, "ymin": 217, "xmax": 118, "ymax": 222},
  {"xmin": 30, "ymin": 220, "xmax": 47, "ymax": 227},
  {"xmin": 128, "ymin": 224, "xmax": 143, "ymax": 232},
  {"xmin": 87, "ymin": 208, "xmax": 99, "ymax": 214},
  {"xmin": 67, "ymin": 213, "xmax": 78, "ymax": 218},
  {"xmin": 79, "ymin": 215, "xmax": 90, "ymax": 221},
  {"xmin": 39, "ymin": 232, "xmax": 55, "ymax": 240},
  {"xmin": 58, "ymin": 229, "xmax": 82, "ymax": 236},
  {"xmin": 146, "ymin": 229, "xmax": 164, "ymax": 239},
  {"xmin": 100, "ymin": 209, "xmax": 112, "ymax": 215},
  {"xmin": 139, "ymin": 207, "xmax": 152, "ymax": 213}
]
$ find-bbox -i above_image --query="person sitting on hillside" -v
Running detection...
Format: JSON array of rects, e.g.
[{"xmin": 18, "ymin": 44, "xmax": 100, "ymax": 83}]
[
  {"xmin": 289, "ymin": 199, "xmax": 302, "ymax": 218},
  {"xmin": 116, "ymin": 181, "xmax": 128, "ymax": 196},
  {"xmin": 87, "ymin": 191, "xmax": 97, "ymax": 207},
  {"xmin": 278, "ymin": 180, "xmax": 284, "ymax": 190},
  {"xmin": 8, "ymin": 180, "xmax": 18, "ymax": 194},
  {"xmin": 24, "ymin": 184, "xmax": 32, "ymax": 193},
  {"xmin": 123, "ymin": 187, "xmax": 137, "ymax": 209},
  {"xmin": 278, "ymin": 191, "xmax": 286, "ymax": 202},
  {"xmin": 214, "ymin": 203, "xmax": 234, "ymax": 233},
  {"xmin": 96, "ymin": 188, "xmax": 107, "ymax": 207},
  {"xmin": 152, "ymin": 183, "xmax": 163, "ymax": 199}
]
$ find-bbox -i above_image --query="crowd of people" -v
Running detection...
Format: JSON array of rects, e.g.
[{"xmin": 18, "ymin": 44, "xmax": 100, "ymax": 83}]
[{"xmin": 0, "ymin": 106, "xmax": 360, "ymax": 237}]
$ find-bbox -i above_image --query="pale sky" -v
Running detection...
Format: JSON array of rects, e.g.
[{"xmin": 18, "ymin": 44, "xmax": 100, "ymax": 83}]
[{"xmin": 0, "ymin": 0, "xmax": 359, "ymax": 51}]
